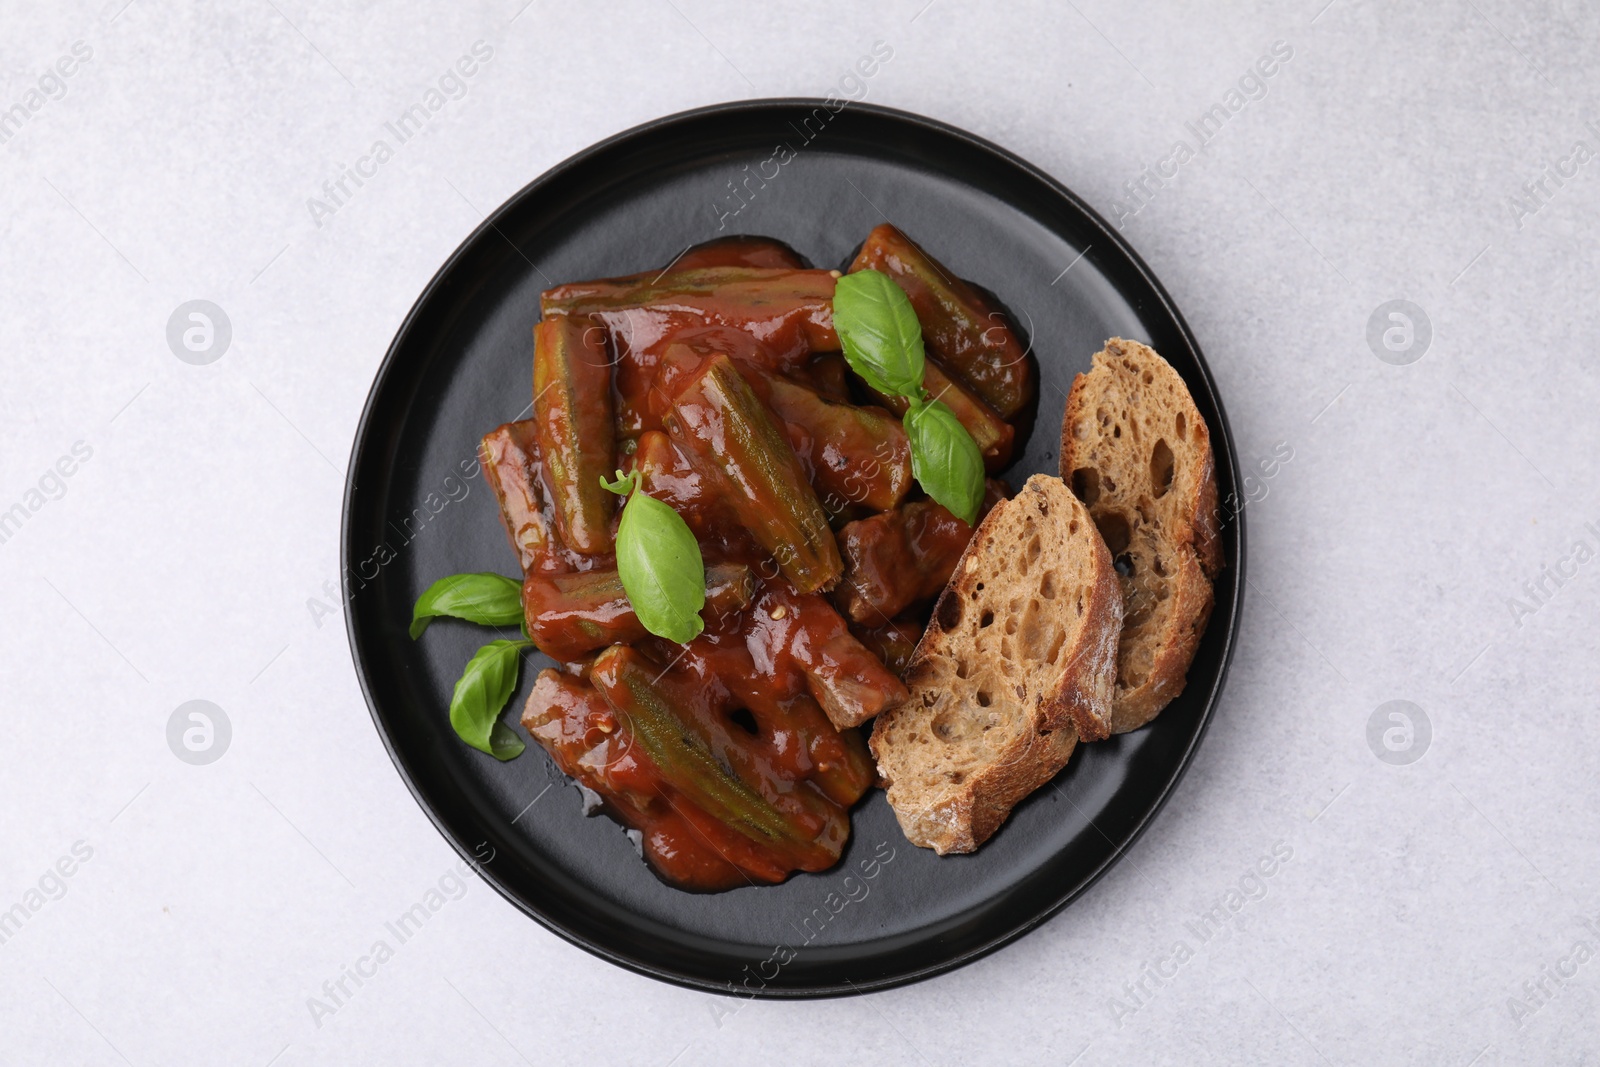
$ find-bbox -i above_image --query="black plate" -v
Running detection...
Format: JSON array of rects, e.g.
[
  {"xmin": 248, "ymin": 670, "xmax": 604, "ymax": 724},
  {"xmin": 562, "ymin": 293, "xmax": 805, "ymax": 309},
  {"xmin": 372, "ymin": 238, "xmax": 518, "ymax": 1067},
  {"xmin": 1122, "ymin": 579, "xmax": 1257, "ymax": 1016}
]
[{"xmin": 343, "ymin": 100, "xmax": 1243, "ymax": 997}]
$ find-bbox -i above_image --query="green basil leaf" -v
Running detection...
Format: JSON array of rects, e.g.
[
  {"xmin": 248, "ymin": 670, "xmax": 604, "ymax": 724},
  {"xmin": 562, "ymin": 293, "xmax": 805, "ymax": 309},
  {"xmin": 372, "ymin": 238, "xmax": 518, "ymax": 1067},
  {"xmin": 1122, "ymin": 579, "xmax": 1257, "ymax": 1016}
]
[
  {"xmin": 448, "ymin": 639, "xmax": 530, "ymax": 760},
  {"xmin": 833, "ymin": 269, "xmax": 926, "ymax": 398},
  {"xmin": 486, "ymin": 719, "xmax": 526, "ymax": 760},
  {"xmin": 603, "ymin": 470, "xmax": 707, "ymax": 644},
  {"xmin": 904, "ymin": 399, "xmax": 985, "ymax": 525},
  {"xmin": 410, "ymin": 572, "xmax": 523, "ymax": 639}
]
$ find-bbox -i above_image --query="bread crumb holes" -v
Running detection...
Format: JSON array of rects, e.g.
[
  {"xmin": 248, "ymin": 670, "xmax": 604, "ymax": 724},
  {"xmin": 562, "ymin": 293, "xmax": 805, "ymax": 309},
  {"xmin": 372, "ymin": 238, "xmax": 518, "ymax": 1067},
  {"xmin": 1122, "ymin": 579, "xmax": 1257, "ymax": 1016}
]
[
  {"xmin": 1071, "ymin": 467, "xmax": 1100, "ymax": 505},
  {"xmin": 1150, "ymin": 439, "xmax": 1174, "ymax": 498}
]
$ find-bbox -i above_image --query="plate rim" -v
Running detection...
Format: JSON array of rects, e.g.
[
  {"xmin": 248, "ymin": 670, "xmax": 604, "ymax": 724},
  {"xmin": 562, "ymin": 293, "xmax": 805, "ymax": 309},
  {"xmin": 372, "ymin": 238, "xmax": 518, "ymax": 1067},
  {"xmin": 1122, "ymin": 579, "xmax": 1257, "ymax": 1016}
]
[{"xmin": 342, "ymin": 96, "xmax": 1246, "ymax": 999}]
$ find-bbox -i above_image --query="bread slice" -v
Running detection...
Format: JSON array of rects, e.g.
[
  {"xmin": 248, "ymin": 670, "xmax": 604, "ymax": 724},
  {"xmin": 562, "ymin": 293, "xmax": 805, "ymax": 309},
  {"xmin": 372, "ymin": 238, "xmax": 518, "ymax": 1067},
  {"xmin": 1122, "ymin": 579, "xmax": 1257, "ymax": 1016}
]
[
  {"xmin": 869, "ymin": 476, "xmax": 1122, "ymax": 854},
  {"xmin": 1060, "ymin": 338, "xmax": 1223, "ymax": 734}
]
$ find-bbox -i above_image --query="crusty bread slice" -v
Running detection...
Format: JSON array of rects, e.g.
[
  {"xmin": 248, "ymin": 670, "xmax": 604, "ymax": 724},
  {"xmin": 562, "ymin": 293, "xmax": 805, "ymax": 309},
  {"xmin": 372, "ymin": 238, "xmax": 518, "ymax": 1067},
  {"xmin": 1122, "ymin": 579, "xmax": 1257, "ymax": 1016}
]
[
  {"xmin": 1060, "ymin": 338, "xmax": 1223, "ymax": 734},
  {"xmin": 869, "ymin": 476, "xmax": 1122, "ymax": 854}
]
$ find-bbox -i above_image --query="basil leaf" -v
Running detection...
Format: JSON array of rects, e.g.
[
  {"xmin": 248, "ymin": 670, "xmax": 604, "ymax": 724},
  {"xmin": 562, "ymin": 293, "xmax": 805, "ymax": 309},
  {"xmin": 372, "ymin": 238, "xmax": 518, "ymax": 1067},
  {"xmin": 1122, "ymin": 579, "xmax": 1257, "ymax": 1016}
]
[
  {"xmin": 449, "ymin": 639, "xmax": 530, "ymax": 760},
  {"xmin": 602, "ymin": 471, "xmax": 707, "ymax": 644},
  {"xmin": 904, "ymin": 399, "xmax": 985, "ymax": 525},
  {"xmin": 833, "ymin": 269, "xmax": 926, "ymax": 398},
  {"xmin": 410, "ymin": 572, "xmax": 523, "ymax": 639}
]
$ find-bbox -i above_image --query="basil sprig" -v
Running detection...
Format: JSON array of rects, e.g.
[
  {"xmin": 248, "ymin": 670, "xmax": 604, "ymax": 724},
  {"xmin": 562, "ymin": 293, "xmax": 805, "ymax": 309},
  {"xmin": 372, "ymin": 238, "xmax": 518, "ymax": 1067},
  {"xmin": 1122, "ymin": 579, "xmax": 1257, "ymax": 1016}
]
[
  {"xmin": 601, "ymin": 470, "xmax": 707, "ymax": 644},
  {"xmin": 411, "ymin": 571, "xmax": 530, "ymax": 761},
  {"xmin": 834, "ymin": 269, "xmax": 985, "ymax": 524},
  {"xmin": 409, "ymin": 572, "xmax": 523, "ymax": 639},
  {"xmin": 448, "ymin": 639, "xmax": 530, "ymax": 759}
]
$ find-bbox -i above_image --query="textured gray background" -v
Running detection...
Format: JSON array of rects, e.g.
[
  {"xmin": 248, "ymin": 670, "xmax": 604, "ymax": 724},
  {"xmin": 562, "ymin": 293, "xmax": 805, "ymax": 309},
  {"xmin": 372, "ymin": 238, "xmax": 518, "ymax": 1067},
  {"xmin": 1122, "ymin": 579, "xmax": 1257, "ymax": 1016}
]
[{"xmin": 3, "ymin": 1, "xmax": 1597, "ymax": 1063}]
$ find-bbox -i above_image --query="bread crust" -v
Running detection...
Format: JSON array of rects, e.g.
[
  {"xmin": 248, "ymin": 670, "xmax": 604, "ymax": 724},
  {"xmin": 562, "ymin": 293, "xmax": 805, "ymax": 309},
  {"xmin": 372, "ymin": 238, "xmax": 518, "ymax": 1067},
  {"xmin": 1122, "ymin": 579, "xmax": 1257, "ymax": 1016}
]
[
  {"xmin": 1059, "ymin": 338, "xmax": 1222, "ymax": 732},
  {"xmin": 884, "ymin": 726, "xmax": 1080, "ymax": 856},
  {"xmin": 1108, "ymin": 544, "xmax": 1213, "ymax": 732},
  {"xmin": 870, "ymin": 476, "xmax": 1122, "ymax": 854}
]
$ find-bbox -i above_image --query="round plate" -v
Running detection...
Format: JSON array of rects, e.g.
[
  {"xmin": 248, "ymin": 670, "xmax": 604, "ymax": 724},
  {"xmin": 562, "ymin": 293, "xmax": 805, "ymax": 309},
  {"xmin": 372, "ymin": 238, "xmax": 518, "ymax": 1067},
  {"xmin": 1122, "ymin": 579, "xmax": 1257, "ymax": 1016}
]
[{"xmin": 343, "ymin": 99, "xmax": 1243, "ymax": 997}]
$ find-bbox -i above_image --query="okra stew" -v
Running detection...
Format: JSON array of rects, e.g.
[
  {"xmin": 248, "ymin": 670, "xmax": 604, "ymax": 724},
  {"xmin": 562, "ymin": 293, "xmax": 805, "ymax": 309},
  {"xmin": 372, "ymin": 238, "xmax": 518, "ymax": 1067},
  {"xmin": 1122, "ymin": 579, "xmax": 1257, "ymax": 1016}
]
[{"xmin": 412, "ymin": 225, "xmax": 1035, "ymax": 891}]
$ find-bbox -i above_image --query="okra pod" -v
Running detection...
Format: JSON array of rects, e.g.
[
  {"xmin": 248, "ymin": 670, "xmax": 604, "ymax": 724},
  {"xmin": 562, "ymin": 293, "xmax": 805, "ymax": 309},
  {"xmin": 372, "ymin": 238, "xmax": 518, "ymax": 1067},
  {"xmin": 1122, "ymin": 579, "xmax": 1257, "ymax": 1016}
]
[
  {"xmin": 590, "ymin": 645, "xmax": 845, "ymax": 866},
  {"xmin": 818, "ymin": 722, "xmax": 873, "ymax": 806},
  {"xmin": 541, "ymin": 267, "xmax": 838, "ymax": 362},
  {"xmin": 533, "ymin": 315, "xmax": 616, "ymax": 555},
  {"xmin": 749, "ymin": 367, "xmax": 913, "ymax": 514},
  {"xmin": 849, "ymin": 223, "xmax": 1034, "ymax": 419},
  {"xmin": 669, "ymin": 236, "xmax": 807, "ymax": 271},
  {"xmin": 523, "ymin": 563, "xmax": 755, "ymax": 661},
  {"xmin": 664, "ymin": 354, "xmax": 843, "ymax": 594},
  {"xmin": 867, "ymin": 357, "xmax": 1015, "ymax": 472}
]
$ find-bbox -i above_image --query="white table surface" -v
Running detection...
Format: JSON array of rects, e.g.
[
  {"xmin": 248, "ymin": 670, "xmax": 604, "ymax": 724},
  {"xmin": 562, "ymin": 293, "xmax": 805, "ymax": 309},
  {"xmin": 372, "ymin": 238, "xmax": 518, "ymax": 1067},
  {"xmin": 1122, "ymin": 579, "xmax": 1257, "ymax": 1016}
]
[{"xmin": 4, "ymin": 1, "xmax": 1597, "ymax": 1063}]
